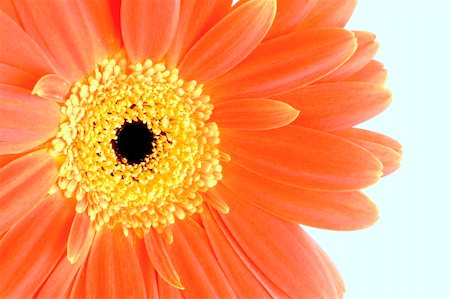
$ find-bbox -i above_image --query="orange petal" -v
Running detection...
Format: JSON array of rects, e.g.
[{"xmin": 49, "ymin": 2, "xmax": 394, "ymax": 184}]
[
  {"xmin": 216, "ymin": 185, "xmax": 344, "ymax": 297},
  {"xmin": 221, "ymin": 161, "xmax": 379, "ymax": 230},
  {"xmin": 220, "ymin": 125, "xmax": 382, "ymax": 191},
  {"xmin": 121, "ymin": 0, "xmax": 180, "ymax": 63},
  {"xmin": 0, "ymin": 152, "xmax": 28, "ymax": 168},
  {"xmin": 135, "ymin": 239, "xmax": 160, "ymax": 299},
  {"xmin": 266, "ymin": 0, "xmax": 317, "ymax": 39},
  {"xmin": 157, "ymin": 274, "xmax": 184, "ymax": 299},
  {"xmin": 200, "ymin": 205, "xmax": 274, "ymax": 297},
  {"xmin": 67, "ymin": 211, "xmax": 95, "ymax": 264},
  {"xmin": 37, "ymin": 243, "xmax": 90, "ymax": 298},
  {"xmin": 0, "ymin": 192, "xmax": 75, "ymax": 298},
  {"xmin": 334, "ymin": 128, "xmax": 402, "ymax": 176},
  {"xmin": 168, "ymin": 218, "xmax": 236, "ymax": 297},
  {"xmin": 203, "ymin": 192, "xmax": 230, "ymax": 214},
  {"xmin": 32, "ymin": 74, "xmax": 71, "ymax": 103},
  {"xmin": 68, "ymin": 258, "xmax": 88, "ymax": 299},
  {"xmin": 203, "ymin": 0, "xmax": 233, "ymax": 31},
  {"xmin": 211, "ymin": 98, "xmax": 299, "ymax": 130},
  {"xmin": 297, "ymin": 0, "xmax": 357, "ymax": 29},
  {"xmin": 0, "ymin": 63, "xmax": 37, "ymax": 89},
  {"xmin": 0, "ymin": 149, "xmax": 57, "ymax": 234},
  {"xmin": 144, "ymin": 229, "xmax": 183, "ymax": 290},
  {"xmin": 179, "ymin": 0, "xmax": 276, "ymax": 82},
  {"xmin": 207, "ymin": 28, "xmax": 356, "ymax": 100},
  {"xmin": 0, "ymin": 84, "xmax": 60, "ymax": 154},
  {"xmin": 273, "ymin": 82, "xmax": 392, "ymax": 131},
  {"xmin": 318, "ymin": 31, "xmax": 380, "ymax": 82},
  {"xmin": 0, "ymin": 11, "xmax": 53, "ymax": 78},
  {"xmin": 86, "ymin": 228, "xmax": 146, "ymax": 298},
  {"xmin": 345, "ymin": 60, "xmax": 388, "ymax": 85},
  {"xmin": 0, "ymin": 1, "xmax": 21, "ymax": 24},
  {"xmin": 165, "ymin": 0, "xmax": 217, "ymax": 67},
  {"xmin": 14, "ymin": 0, "xmax": 120, "ymax": 82}
]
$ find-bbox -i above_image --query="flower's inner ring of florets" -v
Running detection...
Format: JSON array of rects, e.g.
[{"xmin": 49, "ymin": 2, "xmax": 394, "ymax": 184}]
[{"xmin": 50, "ymin": 53, "xmax": 223, "ymax": 236}]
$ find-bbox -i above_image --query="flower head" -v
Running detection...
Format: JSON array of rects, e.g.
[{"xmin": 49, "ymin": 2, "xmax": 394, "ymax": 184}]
[{"xmin": 0, "ymin": 0, "xmax": 401, "ymax": 298}]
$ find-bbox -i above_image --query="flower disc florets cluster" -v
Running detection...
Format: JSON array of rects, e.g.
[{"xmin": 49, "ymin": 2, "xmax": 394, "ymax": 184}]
[{"xmin": 50, "ymin": 52, "xmax": 223, "ymax": 236}]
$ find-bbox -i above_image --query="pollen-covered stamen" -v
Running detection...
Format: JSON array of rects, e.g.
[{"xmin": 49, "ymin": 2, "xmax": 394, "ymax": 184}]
[{"xmin": 49, "ymin": 52, "xmax": 228, "ymax": 236}]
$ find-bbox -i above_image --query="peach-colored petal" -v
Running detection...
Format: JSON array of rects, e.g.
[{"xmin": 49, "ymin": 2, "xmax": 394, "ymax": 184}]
[
  {"xmin": 207, "ymin": 28, "xmax": 356, "ymax": 100},
  {"xmin": 266, "ymin": 0, "xmax": 317, "ymax": 39},
  {"xmin": 200, "ymin": 205, "xmax": 274, "ymax": 297},
  {"xmin": 0, "ymin": 192, "xmax": 75, "ymax": 298},
  {"xmin": 221, "ymin": 161, "xmax": 379, "ymax": 230},
  {"xmin": 32, "ymin": 74, "xmax": 71, "ymax": 103},
  {"xmin": 179, "ymin": 0, "xmax": 276, "ymax": 82},
  {"xmin": 297, "ymin": 0, "xmax": 357, "ymax": 29},
  {"xmin": 158, "ymin": 274, "xmax": 185, "ymax": 299},
  {"xmin": 220, "ymin": 125, "xmax": 382, "ymax": 191},
  {"xmin": 135, "ymin": 240, "xmax": 160, "ymax": 299},
  {"xmin": 86, "ymin": 228, "xmax": 147, "ymax": 298},
  {"xmin": 168, "ymin": 218, "xmax": 236, "ymax": 297},
  {"xmin": 0, "ymin": 149, "xmax": 57, "ymax": 234},
  {"xmin": 67, "ymin": 211, "xmax": 95, "ymax": 264},
  {"xmin": 144, "ymin": 229, "xmax": 183, "ymax": 290},
  {"xmin": 273, "ymin": 82, "xmax": 392, "ymax": 131},
  {"xmin": 0, "ymin": 64, "xmax": 36, "ymax": 89},
  {"xmin": 334, "ymin": 128, "xmax": 402, "ymax": 176},
  {"xmin": 0, "ymin": 10, "xmax": 53, "ymax": 78},
  {"xmin": 121, "ymin": 0, "xmax": 180, "ymax": 63},
  {"xmin": 0, "ymin": 84, "xmax": 60, "ymax": 154},
  {"xmin": 319, "ymin": 31, "xmax": 380, "ymax": 82},
  {"xmin": 211, "ymin": 98, "xmax": 299, "ymax": 130},
  {"xmin": 215, "ymin": 186, "xmax": 344, "ymax": 297},
  {"xmin": 345, "ymin": 60, "xmax": 388, "ymax": 85},
  {"xmin": 165, "ymin": 0, "xmax": 217, "ymax": 67},
  {"xmin": 0, "ymin": 0, "xmax": 21, "ymax": 24},
  {"xmin": 13, "ymin": 0, "xmax": 121, "ymax": 82}
]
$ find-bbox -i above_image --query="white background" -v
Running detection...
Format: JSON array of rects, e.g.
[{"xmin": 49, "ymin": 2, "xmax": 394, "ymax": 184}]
[{"xmin": 306, "ymin": 1, "xmax": 450, "ymax": 298}]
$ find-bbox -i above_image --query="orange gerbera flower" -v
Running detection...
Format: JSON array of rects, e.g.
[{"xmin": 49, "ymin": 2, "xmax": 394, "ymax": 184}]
[{"xmin": 0, "ymin": 0, "xmax": 401, "ymax": 297}]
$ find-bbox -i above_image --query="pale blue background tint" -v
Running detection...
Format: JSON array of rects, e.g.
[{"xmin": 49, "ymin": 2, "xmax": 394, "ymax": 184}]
[{"xmin": 306, "ymin": 1, "xmax": 450, "ymax": 299}]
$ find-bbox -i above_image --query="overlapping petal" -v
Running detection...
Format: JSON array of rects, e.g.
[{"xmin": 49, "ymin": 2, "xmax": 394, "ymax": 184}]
[
  {"xmin": 345, "ymin": 60, "xmax": 388, "ymax": 84},
  {"xmin": 0, "ymin": 84, "xmax": 61, "ymax": 154},
  {"xmin": 121, "ymin": 0, "xmax": 180, "ymax": 63},
  {"xmin": 0, "ymin": 192, "xmax": 75, "ymax": 298},
  {"xmin": 179, "ymin": 0, "xmax": 276, "ymax": 82},
  {"xmin": 220, "ymin": 125, "xmax": 382, "ymax": 191},
  {"xmin": 207, "ymin": 28, "xmax": 356, "ymax": 100},
  {"xmin": 273, "ymin": 82, "xmax": 392, "ymax": 131},
  {"xmin": 297, "ymin": 0, "xmax": 357, "ymax": 29}
]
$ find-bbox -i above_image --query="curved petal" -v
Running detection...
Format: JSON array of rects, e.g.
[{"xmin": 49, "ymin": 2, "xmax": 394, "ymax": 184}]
[
  {"xmin": 67, "ymin": 212, "xmax": 95, "ymax": 264},
  {"xmin": 13, "ymin": 0, "xmax": 121, "ymax": 82},
  {"xmin": 273, "ymin": 82, "xmax": 392, "ymax": 131},
  {"xmin": 179, "ymin": 0, "xmax": 276, "ymax": 82},
  {"xmin": 211, "ymin": 98, "xmax": 299, "ymax": 130},
  {"xmin": 0, "ymin": 149, "xmax": 57, "ymax": 234},
  {"xmin": 203, "ymin": 0, "xmax": 233, "ymax": 30},
  {"xmin": 207, "ymin": 28, "xmax": 356, "ymax": 100},
  {"xmin": 297, "ymin": 0, "xmax": 357, "ymax": 29},
  {"xmin": 165, "ymin": 0, "xmax": 217, "ymax": 67},
  {"xmin": 221, "ymin": 161, "xmax": 379, "ymax": 230},
  {"xmin": 334, "ymin": 128, "xmax": 402, "ymax": 176},
  {"xmin": 266, "ymin": 0, "xmax": 317, "ymax": 39},
  {"xmin": 318, "ymin": 31, "xmax": 380, "ymax": 82},
  {"xmin": 32, "ymin": 74, "xmax": 71, "ymax": 103},
  {"xmin": 0, "ymin": 192, "xmax": 75, "ymax": 298},
  {"xmin": 168, "ymin": 218, "xmax": 236, "ymax": 298},
  {"xmin": 135, "ymin": 240, "xmax": 160, "ymax": 299},
  {"xmin": 220, "ymin": 125, "xmax": 382, "ymax": 191},
  {"xmin": 157, "ymin": 274, "xmax": 185, "ymax": 299},
  {"xmin": 0, "ymin": 64, "xmax": 36, "ymax": 89},
  {"xmin": 345, "ymin": 60, "xmax": 388, "ymax": 85},
  {"xmin": 144, "ymin": 230, "xmax": 183, "ymax": 290},
  {"xmin": 0, "ymin": 84, "xmax": 61, "ymax": 154},
  {"xmin": 86, "ymin": 228, "xmax": 147, "ymax": 299},
  {"xmin": 0, "ymin": 10, "xmax": 54, "ymax": 79},
  {"xmin": 121, "ymin": 0, "xmax": 180, "ymax": 63},
  {"xmin": 215, "ymin": 185, "xmax": 344, "ymax": 297},
  {"xmin": 200, "ymin": 205, "xmax": 274, "ymax": 297}
]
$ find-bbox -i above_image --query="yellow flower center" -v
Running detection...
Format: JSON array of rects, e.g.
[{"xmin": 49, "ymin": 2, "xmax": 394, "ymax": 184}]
[{"xmin": 49, "ymin": 52, "xmax": 225, "ymax": 236}]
